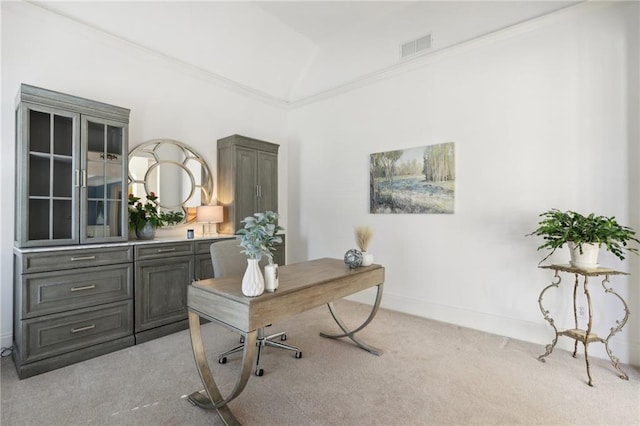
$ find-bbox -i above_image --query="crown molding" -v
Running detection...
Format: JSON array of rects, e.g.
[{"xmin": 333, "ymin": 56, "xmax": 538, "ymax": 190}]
[
  {"xmin": 287, "ymin": 1, "xmax": 605, "ymax": 108},
  {"xmin": 25, "ymin": 1, "xmax": 290, "ymax": 109},
  {"xmin": 24, "ymin": 1, "xmax": 607, "ymax": 111}
]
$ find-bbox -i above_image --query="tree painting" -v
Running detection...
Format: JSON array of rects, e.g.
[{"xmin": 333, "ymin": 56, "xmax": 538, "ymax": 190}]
[{"xmin": 370, "ymin": 142, "xmax": 455, "ymax": 214}]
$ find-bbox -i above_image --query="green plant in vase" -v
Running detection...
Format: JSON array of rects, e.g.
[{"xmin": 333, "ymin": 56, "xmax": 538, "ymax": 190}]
[
  {"xmin": 237, "ymin": 211, "xmax": 284, "ymax": 262},
  {"xmin": 527, "ymin": 208, "xmax": 639, "ymax": 267},
  {"xmin": 237, "ymin": 211, "xmax": 284, "ymax": 295},
  {"xmin": 128, "ymin": 192, "xmax": 184, "ymax": 239}
]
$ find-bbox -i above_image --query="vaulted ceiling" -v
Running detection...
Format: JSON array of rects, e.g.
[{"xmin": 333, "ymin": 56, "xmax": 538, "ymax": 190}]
[{"xmin": 33, "ymin": 1, "xmax": 580, "ymax": 104}]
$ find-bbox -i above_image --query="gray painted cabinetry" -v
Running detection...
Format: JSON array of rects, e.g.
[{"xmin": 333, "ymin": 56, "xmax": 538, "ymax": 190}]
[
  {"xmin": 13, "ymin": 245, "xmax": 134, "ymax": 378},
  {"xmin": 134, "ymin": 236, "xmax": 285, "ymax": 343},
  {"xmin": 195, "ymin": 239, "xmax": 218, "ymax": 280},
  {"xmin": 14, "ymin": 84, "xmax": 130, "ymax": 248},
  {"xmin": 12, "ymin": 86, "xmax": 287, "ymax": 379},
  {"xmin": 134, "ymin": 241, "xmax": 195, "ymax": 343},
  {"xmin": 269, "ymin": 236, "xmax": 286, "ymax": 266},
  {"xmin": 13, "ymin": 85, "xmax": 133, "ymax": 379},
  {"xmin": 12, "ymin": 236, "xmax": 285, "ymax": 378},
  {"xmin": 217, "ymin": 135, "xmax": 279, "ymax": 234}
]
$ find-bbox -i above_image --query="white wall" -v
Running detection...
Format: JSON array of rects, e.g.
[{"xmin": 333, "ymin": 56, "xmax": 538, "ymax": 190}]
[
  {"xmin": 0, "ymin": 2, "xmax": 289, "ymax": 349},
  {"xmin": 2, "ymin": 1, "xmax": 639, "ymax": 368},
  {"xmin": 287, "ymin": 2, "xmax": 640, "ymax": 364}
]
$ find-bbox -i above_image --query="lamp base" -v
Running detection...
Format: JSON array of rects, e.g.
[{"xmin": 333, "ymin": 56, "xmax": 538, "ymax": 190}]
[{"xmin": 202, "ymin": 223, "xmax": 219, "ymax": 237}]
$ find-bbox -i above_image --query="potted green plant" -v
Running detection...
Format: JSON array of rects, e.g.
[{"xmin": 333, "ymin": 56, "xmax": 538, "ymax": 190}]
[
  {"xmin": 236, "ymin": 211, "xmax": 284, "ymax": 295},
  {"xmin": 128, "ymin": 192, "xmax": 184, "ymax": 239},
  {"xmin": 527, "ymin": 208, "xmax": 639, "ymax": 268}
]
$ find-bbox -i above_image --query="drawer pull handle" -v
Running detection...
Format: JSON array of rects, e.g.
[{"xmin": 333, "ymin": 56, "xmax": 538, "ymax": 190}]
[
  {"xmin": 157, "ymin": 248, "xmax": 176, "ymax": 253},
  {"xmin": 71, "ymin": 324, "xmax": 95, "ymax": 333},
  {"xmin": 70, "ymin": 255, "xmax": 96, "ymax": 261},
  {"xmin": 70, "ymin": 284, "xmax": 96, "ymax": 292}
]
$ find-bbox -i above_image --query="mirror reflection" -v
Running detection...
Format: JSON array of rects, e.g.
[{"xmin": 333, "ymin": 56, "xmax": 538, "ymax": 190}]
[{"xmin": 128, "ymin": 139, "xmax": 213, "ymax": 224}]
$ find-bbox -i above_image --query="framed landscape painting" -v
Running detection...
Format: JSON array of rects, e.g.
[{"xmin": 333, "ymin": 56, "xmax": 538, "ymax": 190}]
[{"xmin": 370, "ymin": 142, "xmax": 455, "ymax": 214}]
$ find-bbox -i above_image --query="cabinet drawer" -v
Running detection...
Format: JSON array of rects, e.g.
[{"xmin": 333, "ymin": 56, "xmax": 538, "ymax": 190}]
[
  {"xmin": 195, "ymin": 239, "xmax": 214, "ymax": 254},
  {"xmin": 22, "ymin": 264, "xmax": 132, "ymax": 318},
  {"xmin": 194, "ymin": 237, "xmax": 235, "ymax": 254},
  {"xmin": 135, "ymin": 241, "xmax": 194, "ymax": 260},
  {"xmin": 20, "ymin": 246, "xmax": 133, "ymax": 273},
  {"xmin": 20, "ymin": 300, "xmax": 132, "ymax": 364}
]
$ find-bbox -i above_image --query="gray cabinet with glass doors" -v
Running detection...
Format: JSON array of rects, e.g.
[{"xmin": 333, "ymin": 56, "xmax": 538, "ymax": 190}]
[{"xmin": 15, "ymin": 84, "xmax": 130, "ymax": 248}]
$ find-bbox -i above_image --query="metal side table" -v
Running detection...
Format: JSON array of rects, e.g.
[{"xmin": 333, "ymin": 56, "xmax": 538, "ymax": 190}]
[{"xmin": 537, "ymin": 264, "xmax": 630, "ymax": 386}]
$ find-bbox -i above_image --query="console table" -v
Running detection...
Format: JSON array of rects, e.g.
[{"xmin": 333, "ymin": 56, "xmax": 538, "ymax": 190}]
[
  {"xmin": 186, "ymin": 258, "xmax": 385, "ymax": 425},
  {"xmin": 537, "ymin": 264, "xmax": 630, "ymax": 386}
]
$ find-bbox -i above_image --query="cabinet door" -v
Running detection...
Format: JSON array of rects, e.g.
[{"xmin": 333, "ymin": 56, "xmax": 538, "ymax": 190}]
[
  {"xmin": 257, "ymin": 151, "xmax": 278, "ymax": 213},
  {"xmin": 194, "ymin": 239, "xmax": 223, "ymax": 280},
  {"xmin": 16, "ymin": 104, "xmax": 80, "ymax": 247},
  {"xmin": 217, "ymin": 135, "xmax": 279, "ymax": 234},
  {"xmin": 81, "ymin": 116, "xmax": 128, "ymax": 244},
  {"xmin": 234, "ymin": 147, "xmax": 258, "ymax": 229},
  {"xmin": 134, "ymin": 256, "xmax": 194, "ymax": 332},
  {"xmin": 195, "ymin": 254, "xmax": 214, "ymax": 280}
]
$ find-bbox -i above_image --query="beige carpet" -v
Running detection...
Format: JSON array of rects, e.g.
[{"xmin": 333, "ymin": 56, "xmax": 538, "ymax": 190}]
[{"xmin": 2, "ymin": 300, "xmax": 639, "ymax": 425}]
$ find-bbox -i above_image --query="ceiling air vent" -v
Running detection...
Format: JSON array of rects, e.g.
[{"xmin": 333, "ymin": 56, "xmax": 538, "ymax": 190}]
[{"xmin": 400, "ymin": 33, "xmax": 432, "ymax": 59}]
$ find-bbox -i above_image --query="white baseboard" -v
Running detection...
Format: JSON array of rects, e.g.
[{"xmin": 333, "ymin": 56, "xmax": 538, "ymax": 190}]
[
  {"xmin": 346, "ymin": 289, "xmax": 640, "ymax": 367},
  {"xmin": 3, "ymin": 291, "xmax": 637, "ymax": 367}
]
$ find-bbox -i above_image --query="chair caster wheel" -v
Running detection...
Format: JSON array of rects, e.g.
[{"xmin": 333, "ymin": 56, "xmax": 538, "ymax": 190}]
[
  {"xmin": 218, "ymin": 357, "xmax": 227, "ymax": 364},
  {"xmin": 281, "ymin": 334, "xmax": 287, "ymax": 341},
  {"xmin": 295, "ymin": 351, "xmax": 302, "ymax": 359},
  {"xmin": 255, "ymin": 368, "xmax": 264, "ymax": 376}
]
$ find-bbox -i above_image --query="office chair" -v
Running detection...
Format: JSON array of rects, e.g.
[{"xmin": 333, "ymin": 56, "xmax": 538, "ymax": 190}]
[{"xmin": 210, "ymin": 239, "xmax": 302, "ymax": 376}]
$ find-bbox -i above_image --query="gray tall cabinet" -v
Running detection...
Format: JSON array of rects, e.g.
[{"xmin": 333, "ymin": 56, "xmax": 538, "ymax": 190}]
[
  {"xmin": 217, "ymin": 135, "xmax": 279, "ymax": 234},
  {"xmin": 13, "ymin": 84, "xmax": 132, "ymax": 378}
]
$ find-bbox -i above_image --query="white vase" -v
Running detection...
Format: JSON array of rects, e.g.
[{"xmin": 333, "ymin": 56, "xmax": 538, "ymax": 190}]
[
  {"xmin": 361, "ymin": 252, "xmax": 374, "ymax": 267},
  {"xmin": 568, "ymin": 242, "xmax": 600, "ymax": 269},
  {"xmin": 242, "ymin": 258, "xmax": 265, "ymax": 297},
  {"xmin": 264, "ymin": 263, "xmax": 279, "ymax": 292}
]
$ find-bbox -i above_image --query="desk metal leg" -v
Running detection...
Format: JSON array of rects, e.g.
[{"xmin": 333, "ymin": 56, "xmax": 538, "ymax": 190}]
[
  {"xmin": 601, "ymin": 275, "xmax": 630, "ymax": 381},
  {"xmin": 538, "ymin": 271, "xmax": 561, "ymax": 362},
  {"xmin": 320, "ymin": 284, "xmax": 384, "ymax": 356},
  {"xmin": 187, "ymin": 311, "xmax": 257, "ymax": 425}
]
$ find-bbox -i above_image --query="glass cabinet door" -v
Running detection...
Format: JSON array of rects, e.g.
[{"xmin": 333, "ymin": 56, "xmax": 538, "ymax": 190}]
[
  {"xmin": 18, "ymin": 104, "xmax": 80, "ymax": 246},
  {"xmin": 15, "ymin": 85, "xmax": 130, "ymax": 248},
  {"xmin": 81, "ymin": 116, "xmax": 128, "ymax": 243}
]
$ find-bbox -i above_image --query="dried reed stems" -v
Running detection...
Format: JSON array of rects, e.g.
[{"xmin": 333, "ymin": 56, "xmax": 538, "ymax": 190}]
[{"xmin": 355, "ymin": 226, "xmax": 373, "ymax": 252}]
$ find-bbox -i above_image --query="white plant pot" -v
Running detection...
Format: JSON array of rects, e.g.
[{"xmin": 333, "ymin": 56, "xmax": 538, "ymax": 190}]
[
  {"xmin": 242, "ymin": 258, "xmax": 265, "ymax": 297},
  {"xmin": 361, "ymin": 252, "xmax": 374, "ymax": 267},
  {"xmin": 264, "ymin": 263, "xmax": 279, "ymax": 292},
  {"xmin": 568, "ymin": 242, "xmax": 600, "ymax": 269}
]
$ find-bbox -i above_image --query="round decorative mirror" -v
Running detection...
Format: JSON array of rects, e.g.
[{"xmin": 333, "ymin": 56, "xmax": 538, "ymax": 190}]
[{"xmin": 128, "ymin": 139, "xmax": 213, "ymax": 224}]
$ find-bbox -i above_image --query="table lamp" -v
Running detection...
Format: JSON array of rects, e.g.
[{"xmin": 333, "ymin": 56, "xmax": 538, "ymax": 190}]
[{"xmin": 196, "ymin": 205, "xmax": 223, "ymax": 236}]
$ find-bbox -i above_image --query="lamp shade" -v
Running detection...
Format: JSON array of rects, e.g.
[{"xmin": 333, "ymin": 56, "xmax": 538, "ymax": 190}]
[{"xmin": 196, "ymin": 205, "xmax": 223, "ymax": 223}]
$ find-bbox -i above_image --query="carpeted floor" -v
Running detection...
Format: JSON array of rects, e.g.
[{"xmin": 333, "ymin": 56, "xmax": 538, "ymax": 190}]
[{"xmin": 2, "ymin": 300, "xmax": 639, "ymax": 425}]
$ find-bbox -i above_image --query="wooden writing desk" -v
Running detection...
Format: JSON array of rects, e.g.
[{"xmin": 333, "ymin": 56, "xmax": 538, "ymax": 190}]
[{"xmin": 187, "ymin": 258, "xmax": 385, "ymax": 425}]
